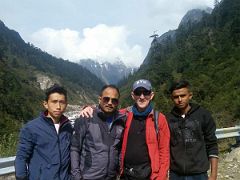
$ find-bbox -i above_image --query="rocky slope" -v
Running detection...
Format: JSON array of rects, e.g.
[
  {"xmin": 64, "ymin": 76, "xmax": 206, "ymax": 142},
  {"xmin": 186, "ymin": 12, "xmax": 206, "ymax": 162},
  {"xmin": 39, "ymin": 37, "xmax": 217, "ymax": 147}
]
[{"xmin": 217, "ymin": 147, "xmax": 240, "ymax": 180}]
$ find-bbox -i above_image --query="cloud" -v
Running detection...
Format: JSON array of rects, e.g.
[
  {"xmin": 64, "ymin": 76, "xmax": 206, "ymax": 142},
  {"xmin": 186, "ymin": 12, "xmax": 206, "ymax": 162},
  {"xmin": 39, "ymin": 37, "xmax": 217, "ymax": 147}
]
[
  {"xmin": 144, "ymin": 0, "xmax": 214, "ymax": 34},
  {"xmin": 30, "ymin": 24, "xmax": 144, "ymax": 67},
  {"xmin": 147, "ymin": 0, "xmax": 213, "ymax": 15}
]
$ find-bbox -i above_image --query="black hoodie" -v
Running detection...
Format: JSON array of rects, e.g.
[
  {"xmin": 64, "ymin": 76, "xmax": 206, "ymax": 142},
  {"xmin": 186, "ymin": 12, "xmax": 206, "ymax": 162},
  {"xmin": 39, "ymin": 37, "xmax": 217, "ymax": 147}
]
[{"xmin": 166, "ymin": 103, "xmax": 218, "ymax": 175}]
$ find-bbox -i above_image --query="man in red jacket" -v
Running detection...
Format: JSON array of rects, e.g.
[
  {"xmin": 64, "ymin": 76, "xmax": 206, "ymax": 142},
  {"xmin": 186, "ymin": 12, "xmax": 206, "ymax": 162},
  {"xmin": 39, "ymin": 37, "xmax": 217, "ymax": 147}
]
[
  {"xmin": 80, "ymin": 79, "xmax": 170, "ymax": 180},
  {"xmin": 119, "ymin": 79, "xmax": 170, "ymax": 180}
]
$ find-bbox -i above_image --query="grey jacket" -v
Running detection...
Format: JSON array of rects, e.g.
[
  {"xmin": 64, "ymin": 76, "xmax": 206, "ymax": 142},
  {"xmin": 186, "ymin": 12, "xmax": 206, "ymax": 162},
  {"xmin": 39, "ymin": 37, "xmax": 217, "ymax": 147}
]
[{"xmin": 71, "ymin": 108, "xmax": 125, "ymax": 180}]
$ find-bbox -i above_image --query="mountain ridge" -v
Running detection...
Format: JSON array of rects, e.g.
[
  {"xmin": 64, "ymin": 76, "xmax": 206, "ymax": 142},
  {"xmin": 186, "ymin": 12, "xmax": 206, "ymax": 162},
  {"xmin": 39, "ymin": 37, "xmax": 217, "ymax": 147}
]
[{"xmin": 143, "ymin": 7, "xmax": 212, "ymax": 65}]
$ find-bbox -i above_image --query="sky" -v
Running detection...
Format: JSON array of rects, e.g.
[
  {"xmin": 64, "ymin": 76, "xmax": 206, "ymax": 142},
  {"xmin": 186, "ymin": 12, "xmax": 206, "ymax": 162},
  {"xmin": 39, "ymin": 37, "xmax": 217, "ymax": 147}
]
[{"xmin": 0, "ymin": 0, "xmax": 214, "ymax": 67}]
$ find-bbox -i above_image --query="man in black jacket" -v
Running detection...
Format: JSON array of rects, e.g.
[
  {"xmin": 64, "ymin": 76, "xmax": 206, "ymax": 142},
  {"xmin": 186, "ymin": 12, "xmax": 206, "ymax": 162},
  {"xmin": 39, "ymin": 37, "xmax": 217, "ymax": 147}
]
[{"xmin": 167, "ymin": 80, "xmax": 218, "ymax": 180}]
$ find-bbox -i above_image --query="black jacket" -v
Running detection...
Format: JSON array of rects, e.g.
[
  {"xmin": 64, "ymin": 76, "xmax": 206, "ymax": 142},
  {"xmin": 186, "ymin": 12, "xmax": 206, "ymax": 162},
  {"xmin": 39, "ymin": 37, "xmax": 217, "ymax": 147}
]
[{"xmin": 167, "ymin": 103, "xmax": 218, "ymax": 175}]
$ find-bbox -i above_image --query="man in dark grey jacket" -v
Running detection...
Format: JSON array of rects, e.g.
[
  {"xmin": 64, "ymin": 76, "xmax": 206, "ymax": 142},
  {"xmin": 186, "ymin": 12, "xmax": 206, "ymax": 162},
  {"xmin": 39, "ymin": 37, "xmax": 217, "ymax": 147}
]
[{"xmin": 71, "ymin": 85, "xmax": 125, "ymax": 180}]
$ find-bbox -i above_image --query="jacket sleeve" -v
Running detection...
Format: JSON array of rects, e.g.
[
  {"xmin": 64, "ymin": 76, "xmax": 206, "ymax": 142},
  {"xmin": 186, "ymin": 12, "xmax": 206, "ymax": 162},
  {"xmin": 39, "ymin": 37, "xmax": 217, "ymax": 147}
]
[
  {"xmin": 70, "ymin": 117, "xmax": 88, "ymax": 180},
  {"xmin": 202, "ymin": 110, "xmax": 219, "ymax": 158},
  {"xmin": 158, "ymin": 113, "xmax": 170, "ymax": 180},
  {"xmin": 15, "ymin": 125, "xmax": 35, "ymax": 180}
]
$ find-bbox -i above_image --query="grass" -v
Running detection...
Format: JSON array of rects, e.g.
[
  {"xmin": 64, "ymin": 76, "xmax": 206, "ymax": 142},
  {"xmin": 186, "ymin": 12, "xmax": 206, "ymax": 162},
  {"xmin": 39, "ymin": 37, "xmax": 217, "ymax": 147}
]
[
  {"xmin": 218, "ymin": 138, "xmax": 237, "ymax": 153},
  {"xmin": 0, "ymin": 133, "xmax": 18, "ymax": 157}
]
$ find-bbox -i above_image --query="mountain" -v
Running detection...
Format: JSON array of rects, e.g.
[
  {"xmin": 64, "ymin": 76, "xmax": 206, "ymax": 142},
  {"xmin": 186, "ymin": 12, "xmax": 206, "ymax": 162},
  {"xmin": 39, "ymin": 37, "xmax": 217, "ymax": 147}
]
[
  {"xmin": 79, "ymin": 59, "xmax": 137, "ymax": 84},
  {"xmin": 0, "ymin": 20, "xmax": 104, "ymax": 140},
  {"xmin": 178, "ymin": 7, "xmax": 212, "ymax": 28},
  {"xmin": 143, "ymin": 30, "xmax": 176, "ymax": 65},
  {"xmin": 143, "ymin": 8, "xmax": 212, "ymax": 65},
  {"xmin": 120, "ymin": 0, "xmax": 240, "ymax": 128}
]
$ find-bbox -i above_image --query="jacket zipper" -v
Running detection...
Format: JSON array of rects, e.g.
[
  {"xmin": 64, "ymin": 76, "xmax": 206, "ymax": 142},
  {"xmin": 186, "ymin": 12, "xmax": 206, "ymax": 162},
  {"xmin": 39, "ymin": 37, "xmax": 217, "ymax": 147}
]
[
  {"xmin": 104, "ymin": 114, "xmax": 125, "ymax": 179},
  {"xmin": 57, "ymin": 134, "xmax": 61, "ymax": 179},
  {"xmin": 106, "ymin": 117, "xmax": 117, "ymax": 178},
  {"xmin": 49, "ymin": 122, "xmax": 62, "ymax": 180},
  {"xmin": 182, "ymin": 117, "xmax": 187, "ymax": 174},
  {"xmin": 106, "ymin": 130, "xmax": 111, "ymax": 179},
  {"xmin": 184, "ymin": 141, "xmax": 186, "ymax": 174},
  {"xmin": 56, "ymin": 121, "xmax": 67, "ymax": 180}
]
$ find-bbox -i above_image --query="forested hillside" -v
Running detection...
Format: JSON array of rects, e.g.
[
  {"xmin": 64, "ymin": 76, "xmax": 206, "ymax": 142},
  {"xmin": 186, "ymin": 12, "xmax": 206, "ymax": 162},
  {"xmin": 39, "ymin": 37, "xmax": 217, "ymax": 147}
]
[
  {"xmin": 0, "ymin": 20, "xmax": 104, "ymax": 155},
  {"xmin": 120, "ymin": 0, "xmax": 240, "ymax": 127}
]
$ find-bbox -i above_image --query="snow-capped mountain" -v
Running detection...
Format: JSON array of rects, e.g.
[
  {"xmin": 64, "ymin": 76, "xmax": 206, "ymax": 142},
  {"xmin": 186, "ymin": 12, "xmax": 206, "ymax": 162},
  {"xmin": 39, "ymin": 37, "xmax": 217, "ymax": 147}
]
[{"xmin": 79, "ymin": 59, "xmax": 137, "ymax": 84}]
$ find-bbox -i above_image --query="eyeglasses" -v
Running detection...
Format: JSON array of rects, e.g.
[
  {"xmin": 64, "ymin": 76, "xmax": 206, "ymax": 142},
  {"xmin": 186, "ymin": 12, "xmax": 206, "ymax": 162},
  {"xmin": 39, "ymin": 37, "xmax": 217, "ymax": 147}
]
[
  {"xmin": 133, "ymin": 89, "xmax": 151, "ymax": 96},
  {"xmin": 102, "ymin": 97, "xmax": 119, "ymax": 106}
]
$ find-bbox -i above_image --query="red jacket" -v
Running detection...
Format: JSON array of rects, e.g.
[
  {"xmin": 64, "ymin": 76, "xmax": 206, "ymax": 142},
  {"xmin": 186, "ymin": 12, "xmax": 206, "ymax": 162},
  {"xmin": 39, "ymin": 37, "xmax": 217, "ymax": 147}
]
[{"xmin": 120, "ymin": 109, "xmax": 170, "ymax": 180}]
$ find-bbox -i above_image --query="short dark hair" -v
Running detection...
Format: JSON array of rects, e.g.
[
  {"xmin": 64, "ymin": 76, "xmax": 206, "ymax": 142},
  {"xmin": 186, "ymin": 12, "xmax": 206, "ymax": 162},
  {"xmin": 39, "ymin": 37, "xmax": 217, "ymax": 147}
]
[
  {"xmin": 169, "ymin": 80, "xmax": 191, "ymax": 94},
  {"xmin": 45, "ymin": 84, "xmax": 67, "ymax": 101},
  {"xmin": 99, "ymin": 84, "xmax": 120, "ymax": 97}
]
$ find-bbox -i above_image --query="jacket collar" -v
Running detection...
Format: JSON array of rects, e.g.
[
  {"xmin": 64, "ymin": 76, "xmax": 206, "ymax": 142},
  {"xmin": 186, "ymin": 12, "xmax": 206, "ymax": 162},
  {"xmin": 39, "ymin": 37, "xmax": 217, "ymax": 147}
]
[
  {"xmin": 171, "ymin": 103, "xmax": 200, "ymax": 117},
  {"xmin": 96, "ymin": 106, "xmax": 126, "ymax": 122},
  {"xmin": 41, "ymin": 111, "xmax": 69, "ymax": 126}
]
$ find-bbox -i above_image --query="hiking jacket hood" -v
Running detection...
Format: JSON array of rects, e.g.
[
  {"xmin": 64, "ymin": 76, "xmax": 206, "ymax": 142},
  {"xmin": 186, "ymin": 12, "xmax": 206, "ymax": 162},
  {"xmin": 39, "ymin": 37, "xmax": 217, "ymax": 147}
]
[
  {"xmin": 167, "ymin": 103, "xmax": 218, "ymax": 175},
  {"xmin": 15, "ymin": 112, "xmax": 73, "ymax": 180}
]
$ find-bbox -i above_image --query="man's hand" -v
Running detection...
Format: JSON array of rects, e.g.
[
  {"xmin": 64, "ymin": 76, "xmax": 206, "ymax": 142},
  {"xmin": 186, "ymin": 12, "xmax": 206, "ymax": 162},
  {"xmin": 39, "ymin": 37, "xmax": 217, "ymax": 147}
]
[
  {"xmin": 80, "ymin": 106, "xmax": 94, "ymax": 118},
  {"xmin": 208, "ymin": 175, "xmax": 217, "ymax": 180},
  {"xmin": 208, "ymin": 157, "xmax": 218, "ymax": 180}
]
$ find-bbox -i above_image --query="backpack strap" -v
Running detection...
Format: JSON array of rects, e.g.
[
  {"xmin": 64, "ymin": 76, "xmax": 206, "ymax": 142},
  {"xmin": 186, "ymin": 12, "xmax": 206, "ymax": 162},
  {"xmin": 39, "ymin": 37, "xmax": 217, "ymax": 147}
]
[{"xmin": 154, "ymin": 110, "xmax": 159, "ymax": 140}]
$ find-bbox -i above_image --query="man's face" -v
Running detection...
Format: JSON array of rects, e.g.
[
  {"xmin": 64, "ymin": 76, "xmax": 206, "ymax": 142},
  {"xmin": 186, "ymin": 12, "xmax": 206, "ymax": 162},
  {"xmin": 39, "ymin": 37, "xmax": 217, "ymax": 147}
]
[
  {"xmin": 171, "ymin": 87, "xmax": 192, "ymax": 112},
  {"xmin": 131, "ymin": 87, "xmax": 154, "ymax": 112},
  {"xmin": 43, "ymin": 93, "xmax": 67, "ymax": 122},
  {"xmin": 99, "ymin": 87, "xmax": 119, "ymax": 114}
]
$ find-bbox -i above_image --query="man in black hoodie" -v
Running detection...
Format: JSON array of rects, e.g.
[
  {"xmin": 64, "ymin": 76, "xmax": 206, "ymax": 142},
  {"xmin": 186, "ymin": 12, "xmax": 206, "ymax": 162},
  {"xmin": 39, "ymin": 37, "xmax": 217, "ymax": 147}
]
[{"xmin": 167, "ymin": 80, "xmax": 218, "ymax": 180}]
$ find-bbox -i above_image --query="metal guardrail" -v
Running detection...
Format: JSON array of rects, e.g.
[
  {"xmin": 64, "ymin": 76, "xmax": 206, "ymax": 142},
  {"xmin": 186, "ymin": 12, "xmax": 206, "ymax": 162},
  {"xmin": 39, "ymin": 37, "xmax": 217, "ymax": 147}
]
[
  {"xmin": 1, "ymin": 126, "xmax": 240, "ymax": 177},
  {"xmin": 0, "ymin": 156, "xmax": 15, "ymax": 176},
  {"xmin": 215, "ymin": 126, "xmax": 240, "ymax": 139}
]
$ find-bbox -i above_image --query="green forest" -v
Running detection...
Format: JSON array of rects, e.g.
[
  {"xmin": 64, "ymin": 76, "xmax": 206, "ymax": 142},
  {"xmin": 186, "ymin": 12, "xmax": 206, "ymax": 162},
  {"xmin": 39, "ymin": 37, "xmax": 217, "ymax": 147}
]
[
  {"xmin": 0, "ymin": 0, "xmax": 239, "ymax": 156},
  {"xmin": 120, "ymin": 0, "xmax": 240, "ymax": 128},
  {"xmin": 0, "ymin": 20, "xmax": 104, "ymax": 156}
]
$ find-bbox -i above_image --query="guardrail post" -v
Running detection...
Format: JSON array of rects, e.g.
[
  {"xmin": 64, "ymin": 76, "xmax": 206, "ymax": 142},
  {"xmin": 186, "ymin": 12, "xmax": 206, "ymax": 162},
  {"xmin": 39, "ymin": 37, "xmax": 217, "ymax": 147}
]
[
  {"xmin": 234, "ymin": 136, "xmax": 240, "ymax": 147},
  {"xmin": 234, "ymin": 125, "xmax": 240, "ymax": 147}
]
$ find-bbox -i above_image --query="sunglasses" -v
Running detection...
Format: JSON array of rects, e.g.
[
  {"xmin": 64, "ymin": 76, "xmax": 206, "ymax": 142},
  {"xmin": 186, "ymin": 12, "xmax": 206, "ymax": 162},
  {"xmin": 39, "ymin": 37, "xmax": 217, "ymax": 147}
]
[
  {"xmin": 133, "ymin": 89, "xmax": 151, "ymax": 96},
  {"xmin": 102, "ymin": 97, "xmax": 119, "ymax": 106}
]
